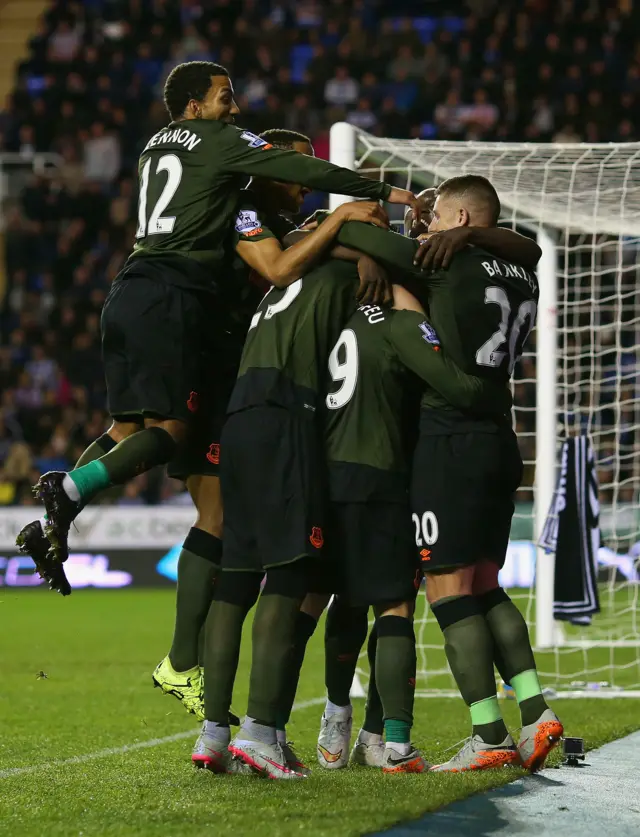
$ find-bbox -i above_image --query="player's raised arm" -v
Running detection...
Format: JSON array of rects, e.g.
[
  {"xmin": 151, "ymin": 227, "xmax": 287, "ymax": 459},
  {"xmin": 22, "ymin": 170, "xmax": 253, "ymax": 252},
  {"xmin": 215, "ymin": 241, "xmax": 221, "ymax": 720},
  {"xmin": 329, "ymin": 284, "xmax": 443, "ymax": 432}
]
[
  {"xmin": 388, "ymin": 305, "xmax": 512, "ymax": 415},
  {"xmin": 336, "ymin": 221, "xmax": 422, "ymax": 278},
  {"xmin": 216, "ymin": 122, "xmax": 416, "ymax": 205},
  {"xmin": 235, "ymin": 200, "xmax": 388, "ymax": 288}
]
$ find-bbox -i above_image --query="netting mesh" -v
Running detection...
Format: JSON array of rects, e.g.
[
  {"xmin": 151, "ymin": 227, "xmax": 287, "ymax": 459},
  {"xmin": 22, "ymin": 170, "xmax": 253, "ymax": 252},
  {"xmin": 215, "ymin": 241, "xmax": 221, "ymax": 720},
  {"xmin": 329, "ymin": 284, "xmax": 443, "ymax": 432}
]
[{"xmin": 346, "ymin": 129, "xmax": 640, "ymax": 695}]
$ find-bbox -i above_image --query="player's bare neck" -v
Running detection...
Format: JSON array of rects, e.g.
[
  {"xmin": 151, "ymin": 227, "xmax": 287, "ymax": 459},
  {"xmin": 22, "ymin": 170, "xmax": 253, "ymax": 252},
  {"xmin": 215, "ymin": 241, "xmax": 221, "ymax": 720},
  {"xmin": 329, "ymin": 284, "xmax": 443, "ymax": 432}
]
[{"xmin": 392, "ymin": 284, "xmax": 424, "ymax": 314}]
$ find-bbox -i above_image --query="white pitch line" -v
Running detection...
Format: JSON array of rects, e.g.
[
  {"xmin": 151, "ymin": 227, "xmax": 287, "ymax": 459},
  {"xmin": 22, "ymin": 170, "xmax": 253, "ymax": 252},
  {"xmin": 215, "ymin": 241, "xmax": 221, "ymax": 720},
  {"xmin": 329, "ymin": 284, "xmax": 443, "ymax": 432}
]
[{"xmin": 0, "ymin": 696, "xmax": 326, "ymax": 779}]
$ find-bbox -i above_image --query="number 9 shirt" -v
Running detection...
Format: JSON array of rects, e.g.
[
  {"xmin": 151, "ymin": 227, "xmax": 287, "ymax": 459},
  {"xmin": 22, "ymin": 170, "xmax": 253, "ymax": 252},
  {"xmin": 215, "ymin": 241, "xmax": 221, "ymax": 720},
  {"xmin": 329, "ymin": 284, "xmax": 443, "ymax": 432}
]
[{"xmin": 220, "ymin": 258, "xmax": 360, "ymax": 574}]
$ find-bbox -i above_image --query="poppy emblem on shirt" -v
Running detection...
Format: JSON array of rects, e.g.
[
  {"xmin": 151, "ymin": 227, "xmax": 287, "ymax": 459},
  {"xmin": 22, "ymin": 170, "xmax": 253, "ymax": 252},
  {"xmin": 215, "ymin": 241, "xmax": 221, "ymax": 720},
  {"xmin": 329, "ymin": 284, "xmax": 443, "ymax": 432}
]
[{"xmin": 187, "ymin": 391, "xmax": 199, "ymax": 412}]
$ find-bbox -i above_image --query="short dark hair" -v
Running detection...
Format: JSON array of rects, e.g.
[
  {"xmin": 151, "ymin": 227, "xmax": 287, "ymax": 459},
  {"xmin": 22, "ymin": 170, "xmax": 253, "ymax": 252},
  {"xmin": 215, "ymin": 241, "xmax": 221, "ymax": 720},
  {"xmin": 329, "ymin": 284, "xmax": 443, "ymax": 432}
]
[
  {"xmin": 259, "ymin": 129, "xmax": 312, "ymax": 151},
  {"xmin": 436, "ymin": 175, "xmax": 501, "ymax": 226},
  {"xmin": 163, "ymin": 61, "xmax": 229, "ymax": 120}
]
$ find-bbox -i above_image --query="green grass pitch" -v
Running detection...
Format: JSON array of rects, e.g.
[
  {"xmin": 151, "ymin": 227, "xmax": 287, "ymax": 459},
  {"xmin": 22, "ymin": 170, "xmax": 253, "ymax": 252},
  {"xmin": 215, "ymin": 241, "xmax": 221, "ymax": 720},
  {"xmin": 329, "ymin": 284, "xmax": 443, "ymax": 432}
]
[{"xmin": 0, "ymin": 589, "xmax": 639, "ymax": 837}]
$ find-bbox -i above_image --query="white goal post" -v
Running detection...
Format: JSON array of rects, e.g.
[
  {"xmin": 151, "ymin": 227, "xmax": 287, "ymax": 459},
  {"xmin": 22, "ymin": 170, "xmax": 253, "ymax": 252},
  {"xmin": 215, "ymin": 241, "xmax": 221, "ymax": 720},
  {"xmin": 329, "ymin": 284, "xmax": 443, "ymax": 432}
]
[{"xmin": 330, "ymin": 123, "xmax": 640, "ymax": 695}]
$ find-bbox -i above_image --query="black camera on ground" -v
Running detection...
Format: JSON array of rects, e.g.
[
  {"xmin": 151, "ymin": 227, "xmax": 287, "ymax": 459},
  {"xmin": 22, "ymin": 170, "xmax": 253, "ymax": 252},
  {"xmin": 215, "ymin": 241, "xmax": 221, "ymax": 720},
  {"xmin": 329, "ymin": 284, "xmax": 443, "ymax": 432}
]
[{"xmin": 563, "ymin": 737, "xmax": 585, "ymax": 766}]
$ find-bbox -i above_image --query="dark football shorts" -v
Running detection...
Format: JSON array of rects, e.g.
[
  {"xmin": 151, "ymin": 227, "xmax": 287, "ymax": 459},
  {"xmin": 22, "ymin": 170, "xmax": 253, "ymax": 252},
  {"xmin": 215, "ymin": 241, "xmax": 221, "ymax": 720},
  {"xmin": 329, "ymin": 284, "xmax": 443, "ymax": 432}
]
[
  {"xmin": 220, "ymin": 406, "xmax": 325, "ymax": 572},
  {"xmin": 324, "ymin": 500, "xmax": 421, "ymax": 607},
  {"xmin": 410, "ymin": 427, "xmax": 523, "ymax": 572},
  {"xmin": 166, "ymin": 339, "xmax": 243, "ymax": 482},
  {"xmin": 101, "ymin": 272, "xmax": 222, "ymax": 425},
  {"xmin": 165, "ymin": 382, "xmax": 225, "ymax": 481}
]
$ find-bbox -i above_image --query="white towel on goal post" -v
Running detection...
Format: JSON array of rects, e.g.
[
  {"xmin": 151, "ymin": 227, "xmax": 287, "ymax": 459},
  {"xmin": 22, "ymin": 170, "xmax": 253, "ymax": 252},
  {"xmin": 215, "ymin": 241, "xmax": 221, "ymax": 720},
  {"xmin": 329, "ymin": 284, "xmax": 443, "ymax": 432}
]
[{"xmin": 539, "ymin": 436, "xmax": 601, "ymax": 626}]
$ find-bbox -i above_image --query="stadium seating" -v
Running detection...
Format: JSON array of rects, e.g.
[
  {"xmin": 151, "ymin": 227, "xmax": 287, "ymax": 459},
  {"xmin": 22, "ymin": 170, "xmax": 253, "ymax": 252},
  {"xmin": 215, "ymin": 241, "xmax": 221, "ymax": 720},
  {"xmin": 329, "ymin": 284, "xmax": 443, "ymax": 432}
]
[{"xmin": 0, "ymin": 0, "xmax": 638, "ymax": 504}]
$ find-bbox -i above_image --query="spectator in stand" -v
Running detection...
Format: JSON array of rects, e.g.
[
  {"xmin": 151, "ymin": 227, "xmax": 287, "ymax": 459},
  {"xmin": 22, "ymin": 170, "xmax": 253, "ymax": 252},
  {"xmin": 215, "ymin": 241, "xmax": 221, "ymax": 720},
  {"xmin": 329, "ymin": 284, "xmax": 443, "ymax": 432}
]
[
  {"xmin": 324, "ymin": 65, "xmax": 359, "ymax": 107},
  {"xmin": 83, "ymin": 122, "xmax": 121, "ymax": 183},
  {"xmin": 48, "ymin": 20, "xmax": 80, "ymax": 63},
  {"xmin": 388, "ymin": 45, "xmax": 426, "ymax": 81},
  {"xmin": 346, "ymin": 97, "xmax": 377, "ymax": 132},
  {"xmin": 26, "ymin": 345, "xmax": 56, "ymax": 392},
  {"xmin": 435, "ymin": 90, "xmax": 465, "ymax": 136},
  {"xmin": 464, "ymin": 88, "xmax": 499, "ymax": 138},
  {"xmin": 554, "ymin": 123, "xmax": 582, "ymax": 143},
  {"xmin": 530, "ymin": 95, "xmax": 555, "ymax": 140}
]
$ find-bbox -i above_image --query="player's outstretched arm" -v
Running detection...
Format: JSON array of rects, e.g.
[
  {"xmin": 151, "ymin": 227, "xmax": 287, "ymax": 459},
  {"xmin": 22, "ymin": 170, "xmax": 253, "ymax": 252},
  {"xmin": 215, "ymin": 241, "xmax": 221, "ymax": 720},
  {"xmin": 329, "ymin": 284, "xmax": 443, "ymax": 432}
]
[
  {"xmin": 389, "ymin": 310, "xmax": 512, "ymax": 415},
  {"xmin": 236, "ymin": 201, "xmax": 388, "ymax": 288},
  {"xmin": 335, "ymin": 221, "xmax": 422, "ymax": 279},
  {"xmin": 414, "ymin": 227, "xmax": 542, "ymax": 272},
  {"xmin": 218, "ymin": 124, "xmax": 418, "ymax": 205}
]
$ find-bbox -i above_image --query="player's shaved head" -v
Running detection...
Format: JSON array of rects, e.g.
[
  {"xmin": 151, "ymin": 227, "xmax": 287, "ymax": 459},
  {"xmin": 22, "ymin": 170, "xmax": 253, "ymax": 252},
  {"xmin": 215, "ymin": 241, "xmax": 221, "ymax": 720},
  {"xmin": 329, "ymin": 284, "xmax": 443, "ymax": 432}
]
[
  {"xmin": 164, "ymin": 61, "xmax": 236, "ymax": 121},
  {"xmin": 430, "ymin": 175, "xmax": 501, "ymax": 232},
  {"xmin": 259, "ymin": 129, "xmax": 312, "ymax": 152}
]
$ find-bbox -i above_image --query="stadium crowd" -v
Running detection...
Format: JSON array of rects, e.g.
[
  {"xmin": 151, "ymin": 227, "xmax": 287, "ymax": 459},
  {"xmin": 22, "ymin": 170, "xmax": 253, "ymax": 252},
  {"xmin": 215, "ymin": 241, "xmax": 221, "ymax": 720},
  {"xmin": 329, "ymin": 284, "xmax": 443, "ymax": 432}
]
[{"xmin": 1, "ymin": 0, "xmax": 638, "ymax": 505}]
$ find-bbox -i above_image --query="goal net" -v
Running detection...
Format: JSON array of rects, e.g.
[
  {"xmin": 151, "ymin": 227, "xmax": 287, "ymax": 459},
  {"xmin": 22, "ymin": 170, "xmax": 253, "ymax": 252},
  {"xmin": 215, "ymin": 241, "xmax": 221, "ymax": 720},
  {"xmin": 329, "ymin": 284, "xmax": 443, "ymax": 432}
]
[{"xmin": 330, "ymin": 125, "xmax": 640, "ymax": 698}]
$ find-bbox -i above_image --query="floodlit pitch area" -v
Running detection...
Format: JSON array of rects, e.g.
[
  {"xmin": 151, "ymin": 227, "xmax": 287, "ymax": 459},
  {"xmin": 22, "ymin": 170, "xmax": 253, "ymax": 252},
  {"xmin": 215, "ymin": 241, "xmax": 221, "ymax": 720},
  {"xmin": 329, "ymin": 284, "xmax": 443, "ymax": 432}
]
[{"xmin": 1, "ymin": 590, "xmax": 639, "ymax": 837}]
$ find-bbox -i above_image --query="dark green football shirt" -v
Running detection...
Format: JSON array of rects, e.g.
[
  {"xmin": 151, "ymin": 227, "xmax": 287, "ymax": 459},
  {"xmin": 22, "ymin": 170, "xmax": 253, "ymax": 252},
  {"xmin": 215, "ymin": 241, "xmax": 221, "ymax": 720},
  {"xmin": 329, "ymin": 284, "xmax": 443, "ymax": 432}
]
[
  {"xmin": 335, "ymin": 222, "xmax": 538, "ymax": 430},
  {"xmin": 127, "ymin": 122, "xmax": 391, "ymax": 291},
  {"xmin": 325, "ymin": 304, "xmax": 507, "ymax": 502},
  {"xmin": 221, "ymin": 189, "xmax": 297, "ymax": 340},
  {"xmin": 227, "ymin": 259, "xmax": 359, "ymax": 415}
]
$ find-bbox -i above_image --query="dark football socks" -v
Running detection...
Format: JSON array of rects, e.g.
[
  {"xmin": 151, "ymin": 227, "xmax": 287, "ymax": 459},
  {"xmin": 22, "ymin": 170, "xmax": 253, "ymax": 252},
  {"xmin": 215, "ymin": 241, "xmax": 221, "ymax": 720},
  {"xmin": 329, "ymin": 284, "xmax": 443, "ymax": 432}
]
[
  {"xmin": 362, "ymin": 622, "xmax": 384, "ymax": 735},
  {"xmin": 324, "ymin": 599, "xmax": 369, "ymax": 707},
  {"xmin": 204, "ymin": 601, "xmax": 249, "ymax": 724},
  {"xmin": 246, "ymin": 593, "xmax": 304, "ymax": 726},
  {"xmin": 74, "ymin": 433, "xmax": 117, "ymax": 468},
  {"xmin": 376, "ymin": 616, "xmax": 416, "ymax": 747},
  {"xmin": 169, "ymin": 528, "xmax": 221, "ymax": 672},
  {"xmin": 432, "ymin": 595, "xmax": 509, "ymax": 745},
  {"xmin": 479, "ymin": 587, "xmax": 549, "ymax": 726},
  {"xmin": 65, "ymin": 427, "xmax": 176, "ymax": 505},
  {"xmin": 204, "ymin": 573, "xmax": 261, "ymax": 724},
  {"xmin": 276, "ymin": 611, "xmax": 318, "ymax": 732}
]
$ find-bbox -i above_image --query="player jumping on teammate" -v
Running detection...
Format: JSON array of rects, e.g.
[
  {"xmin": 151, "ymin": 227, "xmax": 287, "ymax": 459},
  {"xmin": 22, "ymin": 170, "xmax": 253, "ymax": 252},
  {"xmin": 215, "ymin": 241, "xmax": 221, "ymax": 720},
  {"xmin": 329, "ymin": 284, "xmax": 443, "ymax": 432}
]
[
  {"xmin": 20, "ymin": 61, "xmax": 416, "ymax": 596},
  {"xmin": 152, "ymin": 129, "xmax": 390, "ymax": 722}
]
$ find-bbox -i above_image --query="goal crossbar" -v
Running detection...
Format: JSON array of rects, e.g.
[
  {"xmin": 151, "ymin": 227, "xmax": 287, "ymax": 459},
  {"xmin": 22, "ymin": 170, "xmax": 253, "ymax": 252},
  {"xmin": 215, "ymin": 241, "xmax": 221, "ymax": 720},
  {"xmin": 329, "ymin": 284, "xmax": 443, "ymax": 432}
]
[{"xmin": 330, "ymin": 124, "xmax": 640, "ymax": 237}]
